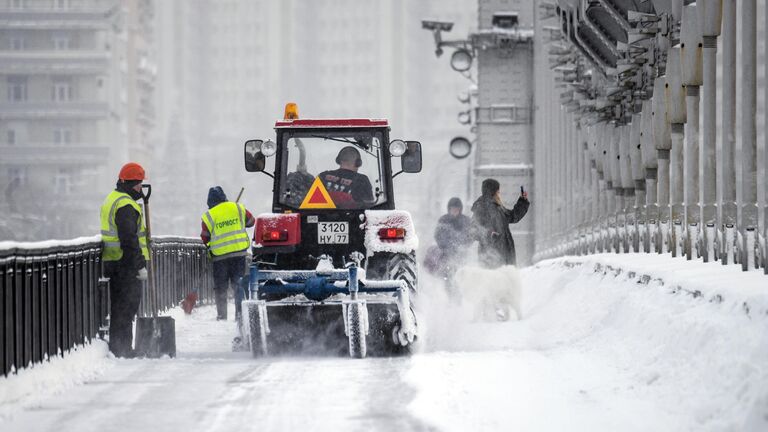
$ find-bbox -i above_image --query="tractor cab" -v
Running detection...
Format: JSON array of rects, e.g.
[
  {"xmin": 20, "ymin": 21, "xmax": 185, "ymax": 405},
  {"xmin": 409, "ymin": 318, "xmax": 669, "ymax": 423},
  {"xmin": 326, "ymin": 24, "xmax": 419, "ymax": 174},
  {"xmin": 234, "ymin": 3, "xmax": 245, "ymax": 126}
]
[{"xmin": 243, "ymin": 104, "xmax": 422, "ymax": 270}]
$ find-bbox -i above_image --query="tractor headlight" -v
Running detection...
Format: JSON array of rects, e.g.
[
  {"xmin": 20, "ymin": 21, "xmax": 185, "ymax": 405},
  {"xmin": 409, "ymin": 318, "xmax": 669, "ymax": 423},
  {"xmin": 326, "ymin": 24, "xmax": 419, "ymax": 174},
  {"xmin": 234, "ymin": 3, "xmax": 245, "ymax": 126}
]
[
  {"xmin": 389, "ymin": 140, "xmax": 407, "ymax": 157},
  {"xmin": 261, "ymin": 140, "xmax": 277, "ymax": 157}
]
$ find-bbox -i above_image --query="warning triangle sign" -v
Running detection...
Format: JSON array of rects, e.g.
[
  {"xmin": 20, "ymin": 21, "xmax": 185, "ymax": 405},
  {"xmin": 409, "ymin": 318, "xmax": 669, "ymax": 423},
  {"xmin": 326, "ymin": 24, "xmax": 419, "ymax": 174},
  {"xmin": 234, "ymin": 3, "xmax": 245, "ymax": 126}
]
[{"xmin": 300, "ymin": 177, "xmax": 336, "ymax": 209}]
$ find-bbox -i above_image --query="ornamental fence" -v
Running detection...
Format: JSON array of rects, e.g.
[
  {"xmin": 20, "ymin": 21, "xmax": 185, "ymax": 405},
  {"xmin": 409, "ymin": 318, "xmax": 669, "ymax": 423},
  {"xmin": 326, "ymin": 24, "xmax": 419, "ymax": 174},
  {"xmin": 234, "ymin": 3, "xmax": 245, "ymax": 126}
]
[{"xmin": 0, "ymin": 236, "xmax": 213, "ymax": 376}]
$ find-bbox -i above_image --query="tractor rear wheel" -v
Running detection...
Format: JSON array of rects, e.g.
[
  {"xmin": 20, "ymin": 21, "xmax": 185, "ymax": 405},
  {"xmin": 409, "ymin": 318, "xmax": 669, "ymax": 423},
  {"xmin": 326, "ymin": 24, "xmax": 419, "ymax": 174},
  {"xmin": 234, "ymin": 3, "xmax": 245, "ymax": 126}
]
[
  {"xmin": 387, "ymin": 251, "xmax": 418, "ymax": 295},
  {"xmin": 367, "ymin": 251, "xmax": 418, "ymax": 295},
  {"xmin": 366, "ymin": 252, "xmax": 418, "ymax": 354}
]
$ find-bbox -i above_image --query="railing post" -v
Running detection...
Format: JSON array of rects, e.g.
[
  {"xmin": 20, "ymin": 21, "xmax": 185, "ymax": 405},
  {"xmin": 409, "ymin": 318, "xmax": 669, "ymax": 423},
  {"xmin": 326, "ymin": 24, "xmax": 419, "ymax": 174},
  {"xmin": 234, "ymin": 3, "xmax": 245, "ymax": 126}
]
[
  {"xmin": 680, "ymin": 3, "xmax": 703, "ymax": 261},
  {"xmin": 44, "ymin": 254, "xmax": 56, "ymax": 359},
  {"xmin": 765, "ymin": 0, "xmax": 768, "ymax": 275},
  {"xmin": 31, "ymin": 255, "xmax": 41, "ymax": 366},
  {"xmin": 699, "ymin": 0, "xmax": 722, "ymax": 263},
  {"xmin": 739, "ymin": 0, "xmax": 758, "ymax": 271},
  {"xmin": 2, "ymin": 254, "xmax": 13, "ymax": 376},
  {"xmin": 22, "ymin": 257, "xmax": 32, "ymax": 370},
  {"xmin": 719, "ymin": 0, "xmax": 737, "ymax": 265},
  {"xmin": 666, "ymin": 47, "xmax": 686, "ymax": 258},
  {"xmin": 14, "ymin": 255, "xmax": 24, "ymax": 372},
  {"xmin": 653, "ymin": 76, "xmax": 672, "ymax": 255}
]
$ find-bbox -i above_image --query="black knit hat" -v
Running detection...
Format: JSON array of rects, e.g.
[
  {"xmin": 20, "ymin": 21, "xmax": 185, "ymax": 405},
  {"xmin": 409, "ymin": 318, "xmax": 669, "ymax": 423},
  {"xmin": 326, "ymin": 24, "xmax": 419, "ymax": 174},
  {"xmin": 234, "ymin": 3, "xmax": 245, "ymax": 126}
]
[
  {"xmin": 447, "ymin": 197, "xmax": 463, "ymax": 211},
  {"xmin": 207, "ymin": 186, "xmax": 227, "ymax": 209},
  {"xmin": 481, "ymin": 178, "xmax": 500, "ymax": 197}
]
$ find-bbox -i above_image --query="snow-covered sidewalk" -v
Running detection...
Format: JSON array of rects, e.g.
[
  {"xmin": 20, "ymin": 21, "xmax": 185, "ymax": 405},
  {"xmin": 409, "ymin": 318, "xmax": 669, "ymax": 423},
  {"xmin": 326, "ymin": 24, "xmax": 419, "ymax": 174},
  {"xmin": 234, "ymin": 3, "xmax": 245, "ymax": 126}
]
[
  {"xmin": 0, "ymin": 303, "xmax": 425, "ymax": 432},
  {"xmin": 409, "ymin": 254, "xmax": 768, "ymax": 431},
  {"xmin": 0, "ymin": 303, "xmax": 237, "ymax": 421},
  {"xmin": 2, "ymin": 254, "xmax": 766, "ymax": 431}
]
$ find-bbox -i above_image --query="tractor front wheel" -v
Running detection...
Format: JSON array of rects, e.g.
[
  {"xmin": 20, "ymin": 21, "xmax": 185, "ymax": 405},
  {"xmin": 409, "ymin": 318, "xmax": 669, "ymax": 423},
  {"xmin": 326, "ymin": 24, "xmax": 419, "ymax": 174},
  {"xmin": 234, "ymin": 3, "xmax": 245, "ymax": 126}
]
[
  {"xmin": 245, "ymin": 300, "xmax": 269, "ymax": 358},
  {"xmin": 346, "ymin": 301, "xmax": 367, "ymax": 359}
]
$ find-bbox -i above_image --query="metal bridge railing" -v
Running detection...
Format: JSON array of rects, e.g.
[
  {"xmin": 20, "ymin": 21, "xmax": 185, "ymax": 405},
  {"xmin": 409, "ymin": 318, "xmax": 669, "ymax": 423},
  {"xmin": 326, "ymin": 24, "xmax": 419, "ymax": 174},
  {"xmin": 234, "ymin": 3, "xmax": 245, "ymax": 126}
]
[
  {"xmin": 0, "ymin": 236, "xmax": 213, "ymax": 377},
  {"xmin": 532, "ymin": 0, "xmax": 767, "ymax": 276},
  {"xmin": 139, "ymin": 237, "xmax": 214, "ymax": 317}
]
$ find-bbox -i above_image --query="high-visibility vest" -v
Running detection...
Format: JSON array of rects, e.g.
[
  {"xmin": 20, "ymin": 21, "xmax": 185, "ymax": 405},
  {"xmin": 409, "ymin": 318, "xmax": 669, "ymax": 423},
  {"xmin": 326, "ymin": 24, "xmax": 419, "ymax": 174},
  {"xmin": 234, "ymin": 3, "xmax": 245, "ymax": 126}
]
[
  {"xmin": 202, "ymin": 202, "xmax": 250, "ymax": 258},
  {"xmin": 100, "ymin": 190, "xmax": 150, "ymax": 262}
]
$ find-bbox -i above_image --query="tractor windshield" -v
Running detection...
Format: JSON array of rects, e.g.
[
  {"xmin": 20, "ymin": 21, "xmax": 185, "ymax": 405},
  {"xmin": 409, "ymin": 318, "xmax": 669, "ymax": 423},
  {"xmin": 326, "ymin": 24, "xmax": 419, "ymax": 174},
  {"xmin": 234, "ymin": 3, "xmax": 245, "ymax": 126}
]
[{"xmin": 278, "ymin": 130, "xmax": 387, "ymax": 209}]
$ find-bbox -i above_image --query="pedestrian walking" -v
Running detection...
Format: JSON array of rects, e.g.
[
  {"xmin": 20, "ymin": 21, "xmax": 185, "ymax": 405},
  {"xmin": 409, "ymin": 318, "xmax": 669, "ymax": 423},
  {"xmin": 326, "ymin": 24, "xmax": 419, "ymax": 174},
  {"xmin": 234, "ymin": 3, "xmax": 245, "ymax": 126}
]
[
  {"xmin": 100, "ymin": 162, "xmax": 150, "ymax": 358},
  {"xmin": 201, "ymin": 186, "xmax": 255, "ymax": 320},
  {"xmin": 470, "ymin": 179, "xmax": 530, "ymax": 268},
  {"xmin": 424, "ymin": 197, "xmax": 473, "ymax": 292}
]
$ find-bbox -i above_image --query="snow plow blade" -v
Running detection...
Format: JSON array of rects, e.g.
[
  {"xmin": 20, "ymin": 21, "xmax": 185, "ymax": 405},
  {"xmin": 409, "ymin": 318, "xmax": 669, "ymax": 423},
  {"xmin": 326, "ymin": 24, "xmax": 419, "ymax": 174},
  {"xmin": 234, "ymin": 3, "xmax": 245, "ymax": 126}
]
[{"xmin": 241, "ymin": 263, "xmax": 416, "ymax": 359}]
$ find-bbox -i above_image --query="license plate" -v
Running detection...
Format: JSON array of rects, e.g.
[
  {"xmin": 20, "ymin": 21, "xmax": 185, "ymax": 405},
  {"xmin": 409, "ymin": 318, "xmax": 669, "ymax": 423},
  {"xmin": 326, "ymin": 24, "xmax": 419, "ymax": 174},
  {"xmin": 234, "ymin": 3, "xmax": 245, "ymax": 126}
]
[{"xmin": 317, "ymin": 222, "xmax": 349, "ymax": 244}]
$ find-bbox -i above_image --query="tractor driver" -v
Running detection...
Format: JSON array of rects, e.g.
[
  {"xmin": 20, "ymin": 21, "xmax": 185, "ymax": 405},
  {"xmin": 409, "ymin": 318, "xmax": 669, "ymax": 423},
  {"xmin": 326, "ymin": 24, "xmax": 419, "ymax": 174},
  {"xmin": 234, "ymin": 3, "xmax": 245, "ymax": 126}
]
[{"xmin": 318, "ymin": 146, "xmax": 374, "ymax": 207}]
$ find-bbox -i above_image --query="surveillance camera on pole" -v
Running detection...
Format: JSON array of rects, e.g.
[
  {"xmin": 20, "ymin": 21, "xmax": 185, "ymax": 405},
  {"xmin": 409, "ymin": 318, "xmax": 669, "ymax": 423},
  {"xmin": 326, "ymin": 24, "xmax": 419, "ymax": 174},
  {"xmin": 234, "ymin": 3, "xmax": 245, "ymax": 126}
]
[
  {"xmin": 421, "ymin": 19, "xmax": 476, "ymax": 63},
  {"xmin": 421, "ymin": 20, "xmax": 454, "ymax": 32},
  {"xmin": 421, "ymin": 20, "xmax": 454, "ymax": 57}
]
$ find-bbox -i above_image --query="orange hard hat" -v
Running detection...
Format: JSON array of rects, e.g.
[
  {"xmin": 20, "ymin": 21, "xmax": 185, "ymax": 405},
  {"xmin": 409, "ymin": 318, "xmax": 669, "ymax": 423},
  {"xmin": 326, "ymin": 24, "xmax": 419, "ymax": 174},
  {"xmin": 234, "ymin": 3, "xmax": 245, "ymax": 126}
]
[{"xmin": 118, "ymin": 162, "xmax": 145, "ymax": 181}]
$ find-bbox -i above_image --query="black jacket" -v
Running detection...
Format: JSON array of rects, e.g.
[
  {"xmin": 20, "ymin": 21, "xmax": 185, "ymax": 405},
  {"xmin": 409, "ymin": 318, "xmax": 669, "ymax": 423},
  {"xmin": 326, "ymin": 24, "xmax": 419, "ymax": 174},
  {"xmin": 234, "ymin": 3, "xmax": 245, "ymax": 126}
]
[
  {"xmin": 470, "ymin": 195, "xmax": 529, "ymax": 267},
  {"xmin": 105, "ymin": 182, "xmax": 146, "ymax": 277},
  {"xmin": 317, "ymin": 168, "xmax": 373, "ymax": 204},
  {"xmin": 434, "ymin": 213, "xmax": 472, "ymax": 258}
]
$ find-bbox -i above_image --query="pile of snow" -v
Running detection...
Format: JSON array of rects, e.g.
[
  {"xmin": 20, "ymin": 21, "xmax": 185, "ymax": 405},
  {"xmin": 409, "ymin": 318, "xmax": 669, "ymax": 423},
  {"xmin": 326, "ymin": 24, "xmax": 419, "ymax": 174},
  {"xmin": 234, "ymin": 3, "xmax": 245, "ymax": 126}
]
[
  {"xmin": 410, "ymin": 254, "xmax": 768, "ymax": 431},
  {"xmin": 0, "ymin": 341, "xmax": 112, "ymax": 419}
]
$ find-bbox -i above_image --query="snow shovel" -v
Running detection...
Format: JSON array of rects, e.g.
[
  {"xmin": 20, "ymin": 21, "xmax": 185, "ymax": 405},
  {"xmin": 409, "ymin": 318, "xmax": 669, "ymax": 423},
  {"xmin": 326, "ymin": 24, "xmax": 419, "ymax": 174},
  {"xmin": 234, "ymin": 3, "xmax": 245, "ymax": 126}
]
[{"xmin": 135, "ymin": 184, "xmax": 177, "ymax": 358}]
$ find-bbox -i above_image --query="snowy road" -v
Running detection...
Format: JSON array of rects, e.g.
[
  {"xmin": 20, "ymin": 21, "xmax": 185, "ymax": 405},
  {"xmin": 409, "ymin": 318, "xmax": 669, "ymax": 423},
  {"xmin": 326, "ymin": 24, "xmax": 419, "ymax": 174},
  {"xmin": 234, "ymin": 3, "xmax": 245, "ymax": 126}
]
[
  {"xmin": 1, "ymin": 303, "xmax": 430, "ymax": 432},
  {"xmin": 2, "ymin": 255, "xmax": 767, "ymax": 431}
]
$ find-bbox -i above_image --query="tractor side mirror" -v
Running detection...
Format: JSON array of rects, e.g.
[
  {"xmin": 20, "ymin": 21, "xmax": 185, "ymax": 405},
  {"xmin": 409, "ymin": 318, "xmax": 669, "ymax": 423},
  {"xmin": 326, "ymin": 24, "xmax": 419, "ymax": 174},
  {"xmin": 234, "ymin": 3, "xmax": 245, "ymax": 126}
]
[
  {"xmin": 244, "ymin": 139, "xmax": 266, "ymax": 172},
  {"xmin": 401, "ymin": 141, "xmax": 422, "ymax": 173}
]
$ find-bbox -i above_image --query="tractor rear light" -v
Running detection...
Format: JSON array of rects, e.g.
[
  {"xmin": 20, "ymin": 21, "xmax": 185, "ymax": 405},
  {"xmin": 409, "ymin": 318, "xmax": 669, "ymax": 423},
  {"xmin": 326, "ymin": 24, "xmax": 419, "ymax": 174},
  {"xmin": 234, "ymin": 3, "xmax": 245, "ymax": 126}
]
[
  {"xmin": 262, "ymin": 230, "xmax": 288, "ymax": 242},
  {"xmin": 378, "ymin": 228, "xmax": 405, "ymax": 240},
  {"xmin": 255, "ymin": 213, "xmax": 300, "ymax": 246}
]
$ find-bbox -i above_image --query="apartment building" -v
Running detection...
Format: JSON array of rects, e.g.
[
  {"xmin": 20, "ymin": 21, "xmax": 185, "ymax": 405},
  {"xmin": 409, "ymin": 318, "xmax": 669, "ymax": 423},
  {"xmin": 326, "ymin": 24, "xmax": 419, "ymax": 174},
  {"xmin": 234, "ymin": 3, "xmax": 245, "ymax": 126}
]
[{"xmin": 0, "ymin": 0, "xmax": 154, "ymax": 240}]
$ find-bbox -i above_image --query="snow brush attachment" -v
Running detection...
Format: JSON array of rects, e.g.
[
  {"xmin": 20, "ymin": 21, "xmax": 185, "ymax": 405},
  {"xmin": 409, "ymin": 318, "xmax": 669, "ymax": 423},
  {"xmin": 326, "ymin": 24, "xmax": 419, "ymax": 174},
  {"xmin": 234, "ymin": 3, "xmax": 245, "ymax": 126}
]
[{"xmin": 242, "ymin": 261, "xmax": 414, "ymax": 359}]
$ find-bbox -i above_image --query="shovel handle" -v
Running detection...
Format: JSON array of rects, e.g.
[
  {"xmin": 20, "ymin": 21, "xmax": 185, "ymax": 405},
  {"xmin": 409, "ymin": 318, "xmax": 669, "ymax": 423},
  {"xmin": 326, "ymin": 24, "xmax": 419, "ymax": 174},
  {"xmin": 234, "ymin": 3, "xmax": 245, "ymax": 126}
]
[
  {"xmin": 141, "ymin": 189, "xmax": 158, "ymax": 318},
  {"xmin": 235, "ymin": 187, "xmax": 244, "ymax": 203},
  {"xmin": 142, "ymin": 183, "xmax": 152, "ymax": 201}
]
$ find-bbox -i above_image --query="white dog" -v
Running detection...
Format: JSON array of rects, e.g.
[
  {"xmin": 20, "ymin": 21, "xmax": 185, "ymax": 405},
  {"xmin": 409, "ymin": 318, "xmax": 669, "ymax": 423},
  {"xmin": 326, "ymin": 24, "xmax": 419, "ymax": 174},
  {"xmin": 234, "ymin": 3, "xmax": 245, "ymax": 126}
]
[{"xmin": 454, "ymin": 265, "xmax": 523, "ymax": 321}]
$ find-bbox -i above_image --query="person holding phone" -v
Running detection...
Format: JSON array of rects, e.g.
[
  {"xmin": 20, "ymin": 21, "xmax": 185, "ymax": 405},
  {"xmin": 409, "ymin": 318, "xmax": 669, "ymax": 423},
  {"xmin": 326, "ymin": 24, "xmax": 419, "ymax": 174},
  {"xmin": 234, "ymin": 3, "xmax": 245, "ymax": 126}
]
[{"xmin": 470, "ymin": 178, "xmax": 530, "ymax": 268}]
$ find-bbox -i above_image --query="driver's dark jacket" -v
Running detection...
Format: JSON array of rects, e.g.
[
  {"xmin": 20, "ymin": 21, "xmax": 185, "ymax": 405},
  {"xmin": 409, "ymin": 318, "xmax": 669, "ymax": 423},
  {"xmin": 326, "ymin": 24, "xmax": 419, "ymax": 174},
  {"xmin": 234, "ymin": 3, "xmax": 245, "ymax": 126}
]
[{"xmin": 317, "ymin": 168, "xmax": 373, "ymax": 204}]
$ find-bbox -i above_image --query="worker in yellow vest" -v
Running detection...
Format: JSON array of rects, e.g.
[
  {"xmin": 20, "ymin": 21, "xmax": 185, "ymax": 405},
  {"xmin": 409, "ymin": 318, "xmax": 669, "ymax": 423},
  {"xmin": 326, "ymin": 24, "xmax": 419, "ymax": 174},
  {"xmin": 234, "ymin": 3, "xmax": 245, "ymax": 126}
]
[
  {"xmin": 200, "ymin": 186, "xmax": 255, "ymax": 320},
  {"xmin": 100, "ymin": 162, "xmax": 150, "ymax": 358}
]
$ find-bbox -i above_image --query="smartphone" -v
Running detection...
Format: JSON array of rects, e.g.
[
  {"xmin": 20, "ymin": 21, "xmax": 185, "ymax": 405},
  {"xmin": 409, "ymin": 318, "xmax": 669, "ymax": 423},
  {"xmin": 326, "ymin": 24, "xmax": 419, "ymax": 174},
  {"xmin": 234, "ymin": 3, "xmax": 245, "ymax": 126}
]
[{"xmin": 520, "ymin": 186, "xmax": 524, "ymax": 194}]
